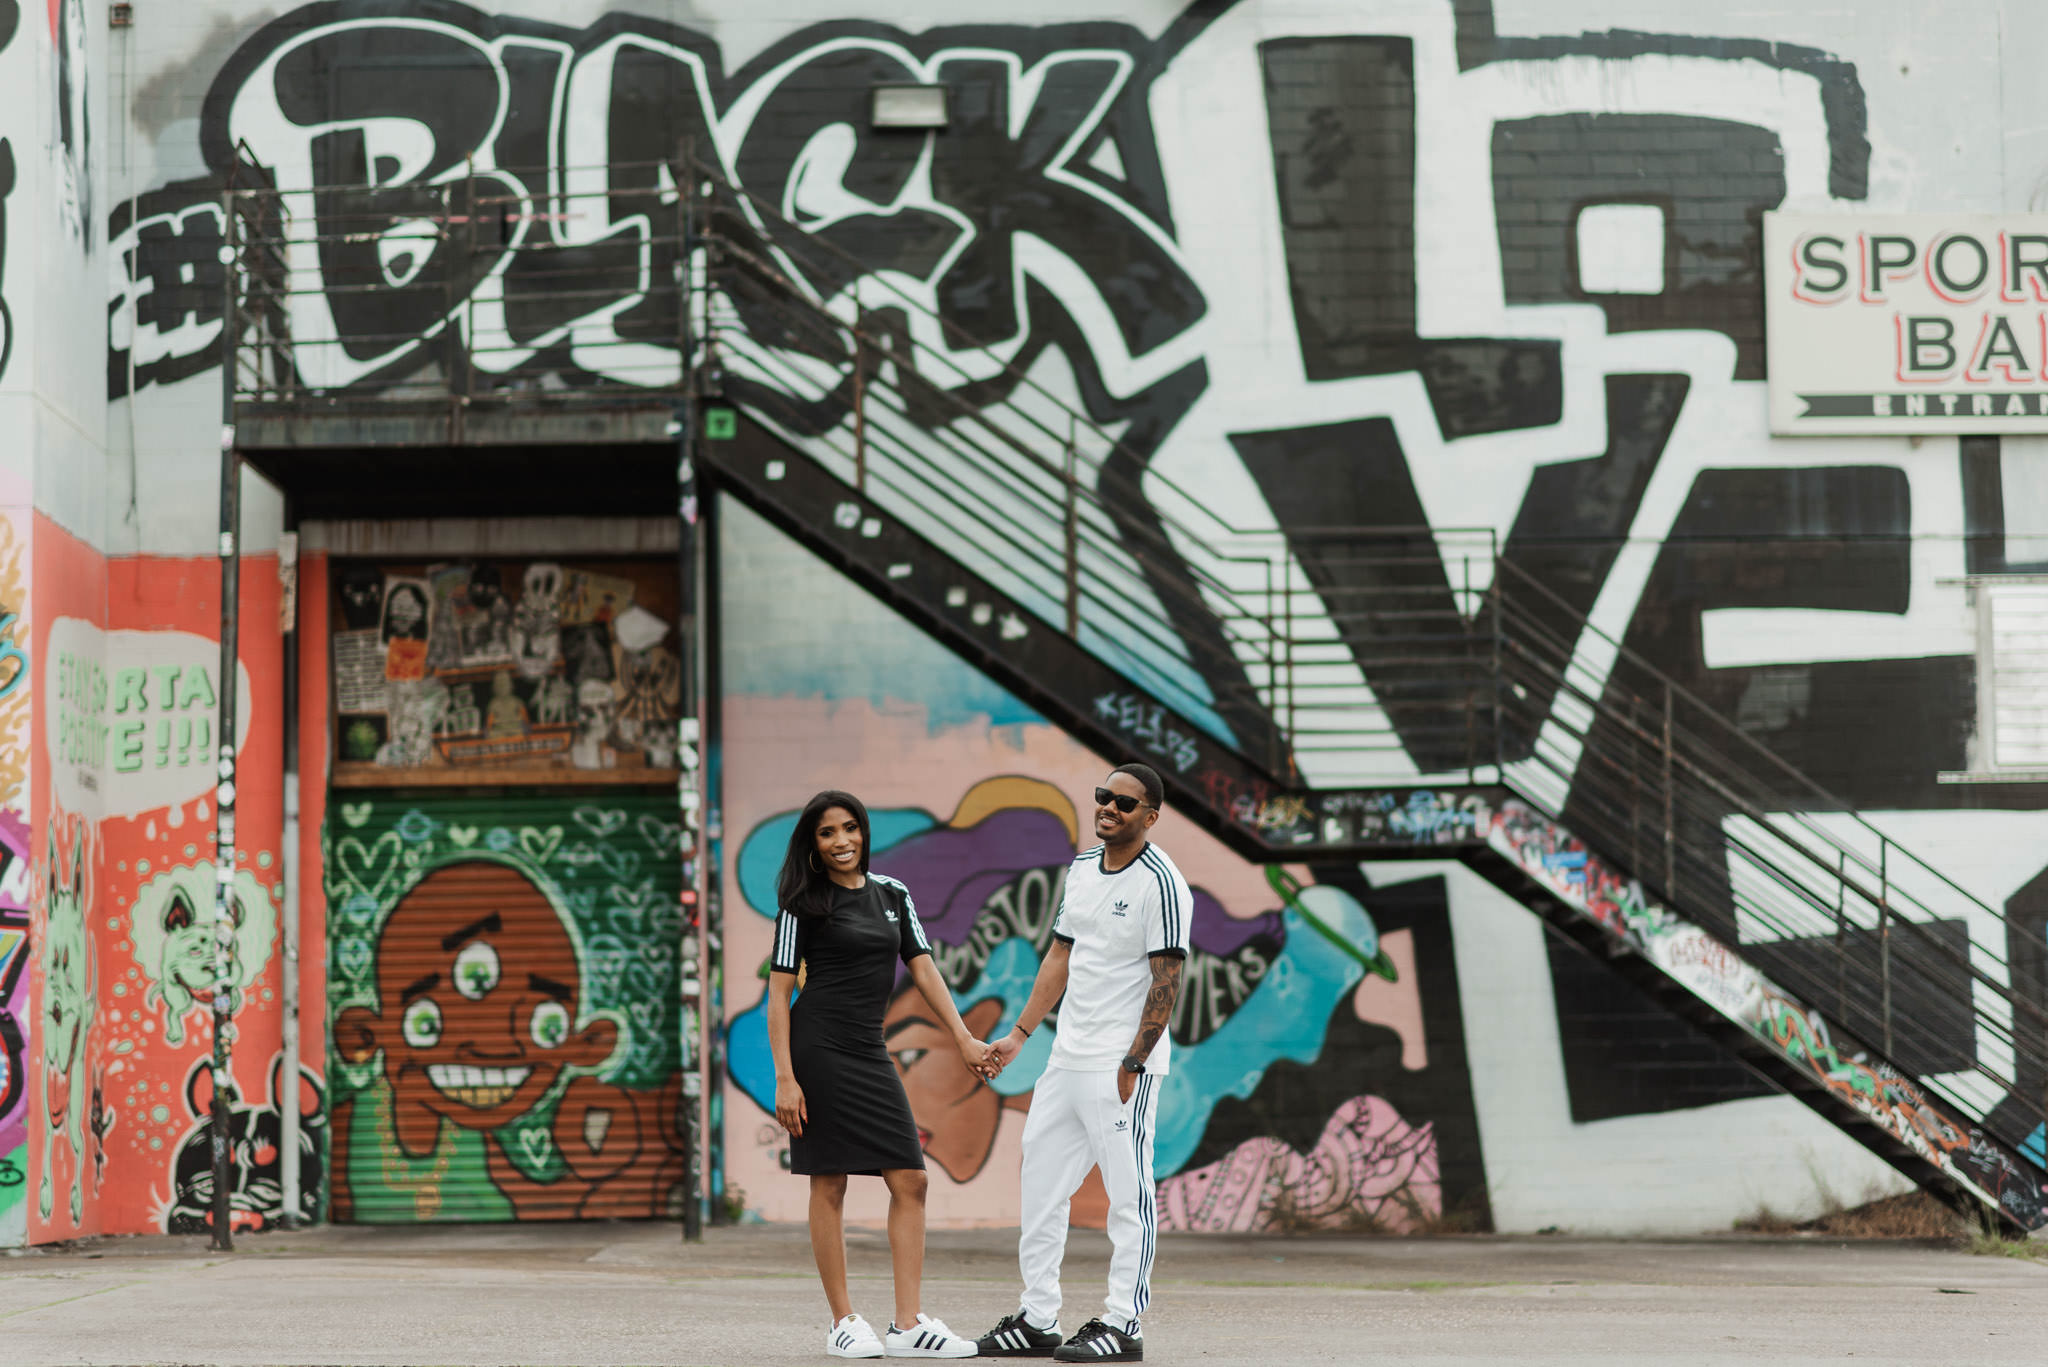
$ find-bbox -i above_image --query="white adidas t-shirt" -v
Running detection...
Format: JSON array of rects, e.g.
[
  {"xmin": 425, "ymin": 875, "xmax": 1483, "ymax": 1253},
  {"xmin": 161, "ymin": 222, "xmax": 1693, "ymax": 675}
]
[{"xmin": 1044, "ymin": 841, "xmax": 1190, "ymax": 1075}]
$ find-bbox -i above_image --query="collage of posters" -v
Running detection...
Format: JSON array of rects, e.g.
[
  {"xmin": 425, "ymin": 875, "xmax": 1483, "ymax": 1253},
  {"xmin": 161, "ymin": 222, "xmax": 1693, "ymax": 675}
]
[{"xmin": 331, "ymin": 560, "xmax": 683, "ymax": 777}]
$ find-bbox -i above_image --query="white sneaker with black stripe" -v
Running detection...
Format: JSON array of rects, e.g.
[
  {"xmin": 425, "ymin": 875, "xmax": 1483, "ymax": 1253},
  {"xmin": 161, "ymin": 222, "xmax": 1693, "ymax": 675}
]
[
  {"xmin": 883, "ymin": 1313, "xmax": 978, "ymax": 1357},
  {"xmin": 828, "ymin": 1313, "xmax": 885, "ymax": 1358}
]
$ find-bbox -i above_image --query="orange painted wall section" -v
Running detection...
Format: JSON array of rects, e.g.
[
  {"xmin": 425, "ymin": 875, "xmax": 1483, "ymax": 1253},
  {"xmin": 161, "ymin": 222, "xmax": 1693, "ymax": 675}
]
[{"xmin": 28, "ymin": 514, "xmax": 300, "ymax": 1240}]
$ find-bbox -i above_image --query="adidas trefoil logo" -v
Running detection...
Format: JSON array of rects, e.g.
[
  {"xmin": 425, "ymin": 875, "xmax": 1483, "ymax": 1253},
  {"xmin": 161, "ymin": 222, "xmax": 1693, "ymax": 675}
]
[
  {"xmin": 1114, "ymin": 1116, "xmax": 1129, "ymax": 1130},
  {"xmin": 1112, "ymin": 899, "xmax": 1129, "ymax": 918}
]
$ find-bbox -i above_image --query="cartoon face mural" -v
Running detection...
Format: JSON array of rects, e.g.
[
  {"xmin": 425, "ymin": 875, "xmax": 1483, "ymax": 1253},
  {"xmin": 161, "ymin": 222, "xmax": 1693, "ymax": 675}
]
[
  {"xmin": 326, "ymin": 797, "xmax": 688, "ymax": 1223},
  {"xmin": 335, "ymin": 861, "xmax": 619, "ymax": 1158},
  {"xmin": 37, "ymin": 822, "xmax": 92, "ymax": 1224},
  {"xmin": 129, "ymin": 864, "xmax": 278, "ymax": 1047}
]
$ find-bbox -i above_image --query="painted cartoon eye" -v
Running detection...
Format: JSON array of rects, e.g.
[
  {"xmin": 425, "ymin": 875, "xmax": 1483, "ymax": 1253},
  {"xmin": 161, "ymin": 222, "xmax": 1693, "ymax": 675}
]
[
  {"xmin": 453, "ymin": 941, "xmax": 501, "ymax": 1000},
  {"xmin": 530, "ymin": 1000, "xmax": 570, "ymax": 1050},
  {"xmin": 891, "ymin": 1048, "xmax": 928, "ymax": 1071},
  {"xmin": 401, "ymin": 997, "xmax": 443, "ymax": 1049}
]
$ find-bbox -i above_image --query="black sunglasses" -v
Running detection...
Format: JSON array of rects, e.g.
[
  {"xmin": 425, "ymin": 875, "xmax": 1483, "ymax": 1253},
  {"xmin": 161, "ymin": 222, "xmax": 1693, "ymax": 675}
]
[{"xmin": 1094, "ymin": 787, "xmax": 1153, "ymax": 813}]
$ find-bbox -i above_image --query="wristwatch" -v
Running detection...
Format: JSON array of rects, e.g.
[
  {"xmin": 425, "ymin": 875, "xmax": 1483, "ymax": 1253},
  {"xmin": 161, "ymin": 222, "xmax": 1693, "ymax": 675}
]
[{"xmin": 1120, "ymin": 1055, "xmax": 1146, "ymax": 1075}]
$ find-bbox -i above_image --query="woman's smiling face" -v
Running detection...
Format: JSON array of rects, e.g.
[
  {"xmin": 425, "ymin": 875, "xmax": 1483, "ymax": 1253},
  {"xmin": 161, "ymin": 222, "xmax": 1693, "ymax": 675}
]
[{"xmin": 814, "ymin": 806, "xmax": 864, "ymax": 879}]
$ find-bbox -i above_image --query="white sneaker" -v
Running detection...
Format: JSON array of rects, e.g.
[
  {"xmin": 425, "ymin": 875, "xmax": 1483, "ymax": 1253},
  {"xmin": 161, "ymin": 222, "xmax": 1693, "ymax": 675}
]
[
  {"xmin": 828, "ymin": 1313, "xmax": 885, "ymax": 1358},
  {"xmin": 884, "ymin": 1313, "xmax": 978, "ymax": 1358}
]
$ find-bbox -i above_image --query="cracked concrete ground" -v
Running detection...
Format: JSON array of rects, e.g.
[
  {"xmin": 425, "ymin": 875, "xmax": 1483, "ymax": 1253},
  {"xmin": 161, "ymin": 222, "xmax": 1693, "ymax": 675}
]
[{"xmin": 1, "ymin": 1221, "xmax": 2043, "ymax": 1366}]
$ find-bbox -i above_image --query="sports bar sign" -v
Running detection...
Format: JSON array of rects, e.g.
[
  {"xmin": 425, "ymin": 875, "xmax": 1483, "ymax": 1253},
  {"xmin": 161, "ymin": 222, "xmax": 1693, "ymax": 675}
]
[{"xmin": 1764, "ymin": 212, "xmax": 2048, "ymax": 434}]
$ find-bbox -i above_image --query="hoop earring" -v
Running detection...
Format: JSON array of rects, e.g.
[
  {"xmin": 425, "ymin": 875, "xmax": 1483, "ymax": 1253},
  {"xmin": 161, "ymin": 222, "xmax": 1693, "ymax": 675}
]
[{"xmin": 809, "ymin": 851, "xmax": 822, "ymax": 872}]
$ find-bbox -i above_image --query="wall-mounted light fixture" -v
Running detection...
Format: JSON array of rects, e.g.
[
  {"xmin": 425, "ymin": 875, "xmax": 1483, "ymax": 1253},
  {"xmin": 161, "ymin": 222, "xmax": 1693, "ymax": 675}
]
[{"xmin": 869, "ymin": 84, "xmax": 949, "ymax": 131}]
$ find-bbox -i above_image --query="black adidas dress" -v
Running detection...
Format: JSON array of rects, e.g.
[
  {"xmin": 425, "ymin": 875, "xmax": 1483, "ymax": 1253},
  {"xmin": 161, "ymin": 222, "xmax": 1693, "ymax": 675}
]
[{"xmin": 771, "ymin": 874, "xmax": 932, "ymax": 1176}]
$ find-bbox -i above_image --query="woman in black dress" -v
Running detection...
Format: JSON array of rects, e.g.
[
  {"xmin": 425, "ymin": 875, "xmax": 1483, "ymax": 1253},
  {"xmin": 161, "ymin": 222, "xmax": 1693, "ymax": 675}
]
[{"xmin": 768, "ymin": 790, "xmax": 995, "ymax": 1359}]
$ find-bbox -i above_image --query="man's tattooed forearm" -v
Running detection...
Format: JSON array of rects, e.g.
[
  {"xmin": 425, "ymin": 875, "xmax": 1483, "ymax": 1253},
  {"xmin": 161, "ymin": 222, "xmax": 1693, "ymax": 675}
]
[{"xmin": 1128, "ymin": 957, "xmax": 1182, "ymax": 1065}]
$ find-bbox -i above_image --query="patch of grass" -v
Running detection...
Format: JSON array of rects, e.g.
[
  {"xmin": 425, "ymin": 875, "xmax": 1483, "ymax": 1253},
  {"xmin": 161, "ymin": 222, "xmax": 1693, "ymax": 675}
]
[
  {"xmin": 1734, "ymin": 1181, "xmax": 2048, "ymax": 1252},
  {"xmin": 1734, "ymin": 1185, "xmax": 1958, "ymax": 1239},
  {"xmin": 1961, "ymin": 1204, "xmax": 2048, "ymax": 1261}
]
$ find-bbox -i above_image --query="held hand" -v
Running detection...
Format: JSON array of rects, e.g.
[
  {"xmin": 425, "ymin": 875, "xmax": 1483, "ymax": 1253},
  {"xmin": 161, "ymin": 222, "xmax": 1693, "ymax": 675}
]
[
  {"xmin": 986, "ymin": 1032, "xmax": 1024, "ymax": 1073},
  {"xmin": 1117, "ymin": 1067, "xmax": 1136, "ymax": 1104},
  {"xmin": 959, "ymin": 1036, "xmax": 994, "ymax": 1080},
  {"xmin": 775, "ymin": 1077, "xmax": 807, "ymax": 1137}
]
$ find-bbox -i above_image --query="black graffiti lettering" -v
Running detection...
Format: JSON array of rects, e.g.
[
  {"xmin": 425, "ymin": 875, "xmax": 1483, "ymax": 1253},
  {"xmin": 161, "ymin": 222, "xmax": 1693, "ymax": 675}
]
[
  {"xmin": 577, "ymin": 36, "xmax": 719, "ymax": 351},
  {"xmin": 111, "ymin": 4, "xmax": 1202, "ymax": 411},
  {"xmin": 928, "ymin": 52, "xmax": 1201, "ymax": 355},
  {"xmin": 276, "ymin": 25, "xmax": 512, "ymax": 375},
  {"xmin": 1167, "ymin": 935, "xmax": 1280, "ymax": 1047}
]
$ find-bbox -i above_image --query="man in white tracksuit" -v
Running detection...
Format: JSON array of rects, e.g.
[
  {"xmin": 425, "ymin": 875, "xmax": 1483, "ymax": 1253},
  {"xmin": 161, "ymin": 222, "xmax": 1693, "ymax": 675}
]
[{"xmin": 975, "ymin": 763, "xmax": 1188, "ymax": 1364}]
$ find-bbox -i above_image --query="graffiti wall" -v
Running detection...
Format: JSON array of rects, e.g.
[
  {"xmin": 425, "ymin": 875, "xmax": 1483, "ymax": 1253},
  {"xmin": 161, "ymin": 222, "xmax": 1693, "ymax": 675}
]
[
  {"xmin": 324, "ymin": 791, "xmax": 686, "ymax": 1222},
  {"xmin": 0, "ymin": 508, "xmax": 28, "ymax": 1245},
  {"xmin": 718, "ymin": 497, "xmax": 1485, "ymax": 1230},
  {"xmin": 29, "ymin": 517, "xmax": 288, "ymax": 1240},
  {"xmin": 30, "ymin": 0, "xmax": 2036, "ymax": 1234}
]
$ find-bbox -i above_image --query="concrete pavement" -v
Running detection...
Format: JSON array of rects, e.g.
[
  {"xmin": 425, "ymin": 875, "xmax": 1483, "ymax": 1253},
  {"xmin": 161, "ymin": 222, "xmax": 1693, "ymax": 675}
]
[{"xmin": 0, "ymin": 1221, "xmax": 2043, "ymax": 1366}]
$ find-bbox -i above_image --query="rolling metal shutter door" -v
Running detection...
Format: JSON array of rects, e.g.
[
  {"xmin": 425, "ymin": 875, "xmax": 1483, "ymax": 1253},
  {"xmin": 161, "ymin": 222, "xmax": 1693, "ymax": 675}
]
[{"xmin": 325, "ymin": 790, "xmax": 686, "ymax": 1223}]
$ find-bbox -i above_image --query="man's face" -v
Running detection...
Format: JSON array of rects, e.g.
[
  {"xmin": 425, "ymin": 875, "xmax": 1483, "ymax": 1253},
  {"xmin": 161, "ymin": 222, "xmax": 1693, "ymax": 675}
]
[
  {"xmin": 338, "ymin": 863, "xmax": 618, "ymax": 1157},
  {"xmin": 1093, "ymin": 772, "xmax": 1156, "ymax": 844}
]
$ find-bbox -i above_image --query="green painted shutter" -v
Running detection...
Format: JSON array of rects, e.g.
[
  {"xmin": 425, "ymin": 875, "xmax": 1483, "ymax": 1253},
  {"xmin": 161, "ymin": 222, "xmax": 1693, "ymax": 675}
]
[{"xmin": 325, "ymin": 790, "xmax": 686, "ymax": 1222}]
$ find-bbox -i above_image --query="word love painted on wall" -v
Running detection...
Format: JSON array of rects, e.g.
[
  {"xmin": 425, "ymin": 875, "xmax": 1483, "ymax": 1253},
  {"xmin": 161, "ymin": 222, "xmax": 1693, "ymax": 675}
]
[
  {"xmin": 1766, "ymin": 212, "xmax": 2048, "ymax": 433},
  {"xmin": 45, "ymin": 620, "xmax": 252, "ymax": 820}
]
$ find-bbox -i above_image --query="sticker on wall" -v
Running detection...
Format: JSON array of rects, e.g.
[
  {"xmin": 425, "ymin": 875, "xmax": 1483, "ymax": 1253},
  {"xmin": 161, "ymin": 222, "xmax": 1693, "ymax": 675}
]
[
  {"xmin": 559, "ymin": 570, "xmax": 634, "ymax": 626},
  {"xmin": 332, "ymin": 560, "xmax": 679, "ymax": 780},
  {"xmin": 333, "ymin": 630, "xmax": 386, "ymax": 714}
]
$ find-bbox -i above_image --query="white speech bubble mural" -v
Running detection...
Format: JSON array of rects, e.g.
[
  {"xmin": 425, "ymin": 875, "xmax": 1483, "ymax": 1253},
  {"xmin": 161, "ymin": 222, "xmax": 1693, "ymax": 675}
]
[{"xmin": 46, "ymin": 618, "xmax": 255, "ymax": 821}]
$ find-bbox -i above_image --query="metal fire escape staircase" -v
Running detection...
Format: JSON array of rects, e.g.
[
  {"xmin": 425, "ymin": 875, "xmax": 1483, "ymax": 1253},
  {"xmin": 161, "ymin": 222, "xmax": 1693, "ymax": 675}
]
[{"xmin": 221, "ymin": 158, "xmax": 2048, "ymax": 1233}]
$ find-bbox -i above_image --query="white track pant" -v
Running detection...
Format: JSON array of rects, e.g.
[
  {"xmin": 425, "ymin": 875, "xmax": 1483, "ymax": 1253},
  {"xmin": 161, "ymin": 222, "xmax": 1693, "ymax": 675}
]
[{"xmin": 1018, "ymin": 1065, "xmax": 1161, "ymax": 1336}]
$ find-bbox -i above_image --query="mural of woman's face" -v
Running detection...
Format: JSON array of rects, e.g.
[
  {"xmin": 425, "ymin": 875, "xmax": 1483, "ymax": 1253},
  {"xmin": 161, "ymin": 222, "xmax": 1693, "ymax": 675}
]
[
  {"xmin": 336, "ymin": 862, "xmax": 618, "ymax": 1157},
  {"xmin": 883, "ymin": 993, "xmax": 1006, "ymax": 1183},
  {"xmin": 814, "ymin": 806, "xmax": 863, "ymax": 880}
]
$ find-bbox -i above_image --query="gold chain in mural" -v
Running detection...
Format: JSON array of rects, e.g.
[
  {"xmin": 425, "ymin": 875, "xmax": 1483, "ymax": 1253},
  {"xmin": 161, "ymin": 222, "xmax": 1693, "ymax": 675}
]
[{"xmin": 366, "ymin": 1077, "xmax": 458, "ymax": 1221}]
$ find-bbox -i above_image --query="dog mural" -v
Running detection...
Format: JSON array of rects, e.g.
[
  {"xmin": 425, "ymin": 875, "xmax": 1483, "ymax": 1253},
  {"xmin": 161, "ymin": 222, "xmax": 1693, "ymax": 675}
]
[{"xmin": 129, "ymin": 864, "xmax": 277, "ymax": 1047}]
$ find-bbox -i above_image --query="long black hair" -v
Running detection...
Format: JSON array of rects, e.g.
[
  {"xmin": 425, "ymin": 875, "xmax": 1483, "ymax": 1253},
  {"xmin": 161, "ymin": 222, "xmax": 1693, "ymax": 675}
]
[{"xmin": 776, "ymin": 789, "xmax": 872, "ymax": 919}]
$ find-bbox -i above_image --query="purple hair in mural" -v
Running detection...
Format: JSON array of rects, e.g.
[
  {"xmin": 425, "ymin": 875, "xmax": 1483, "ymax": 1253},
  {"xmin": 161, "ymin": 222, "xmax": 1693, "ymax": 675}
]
[{"xmin": 872, "ymin": 807, "xmax": 1280, "ymax": 957}]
